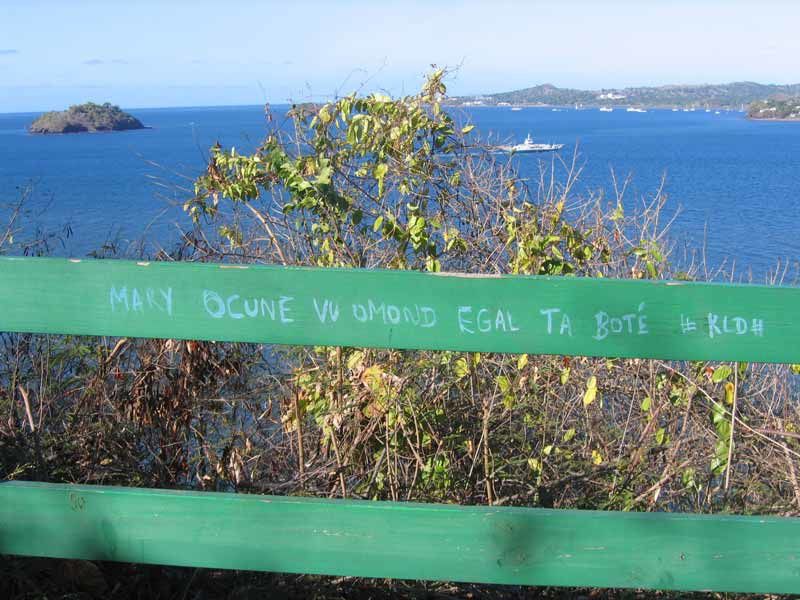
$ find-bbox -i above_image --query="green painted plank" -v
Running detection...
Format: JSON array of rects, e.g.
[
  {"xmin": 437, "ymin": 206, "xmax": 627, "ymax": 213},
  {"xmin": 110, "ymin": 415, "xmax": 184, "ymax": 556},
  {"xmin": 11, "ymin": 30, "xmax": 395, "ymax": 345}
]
[
  {"xmin": 1, "ymin": 481, "xmax": 799, "ymax": 593},
  {"xmin": 0, "ymin": 256, "xmax": 797, "ymax": 363}
]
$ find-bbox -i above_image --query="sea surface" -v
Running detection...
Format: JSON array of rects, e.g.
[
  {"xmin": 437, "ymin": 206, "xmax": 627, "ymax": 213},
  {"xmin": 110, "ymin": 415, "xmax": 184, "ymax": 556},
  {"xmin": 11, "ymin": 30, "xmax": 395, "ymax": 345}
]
[{"xmin": 1, "ymin": 105, "xmax": 799, "ymax": 279}]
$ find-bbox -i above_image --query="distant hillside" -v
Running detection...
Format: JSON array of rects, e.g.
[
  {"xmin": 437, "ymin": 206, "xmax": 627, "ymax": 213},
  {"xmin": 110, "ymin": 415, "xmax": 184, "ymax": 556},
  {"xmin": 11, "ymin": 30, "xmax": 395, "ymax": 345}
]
[
  {"xmin": 747, "ymin": 98, "xmax": 800, "ymax": 120},
  {"xmin": 455, "ymin": 82, "xmax": 800, "ymax": 109},
  {"xmin": 29, "ymin": 102, "xmax": 145, "ymax": 134},
  {"xmin": 475, "ymin": 84, "xmax": 596, "ymax": 107}
]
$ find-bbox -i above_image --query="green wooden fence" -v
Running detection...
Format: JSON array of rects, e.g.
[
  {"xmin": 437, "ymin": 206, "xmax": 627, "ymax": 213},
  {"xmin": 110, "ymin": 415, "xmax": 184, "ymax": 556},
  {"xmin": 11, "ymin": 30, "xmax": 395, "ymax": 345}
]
[{"xmin": 1, "ymin": 257, "xmax": 799, "ymax": 593}]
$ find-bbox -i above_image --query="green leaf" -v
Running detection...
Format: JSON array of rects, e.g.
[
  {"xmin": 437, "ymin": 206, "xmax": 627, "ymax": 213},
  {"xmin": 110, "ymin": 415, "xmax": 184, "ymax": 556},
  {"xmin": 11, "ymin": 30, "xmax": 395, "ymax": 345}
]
[
  {"xmin": 461, "ymin": 124, "xmax": 475, "ymax": 134},
  {"xmin": 517, "ymin": 354, "xmax": 528, "ymax": 370},
  {"xmin": 563, "ymin": 428, "xmax": 576, "ymax": 442},
  {"xmin": 682, "ymin": 467, "xmax": 697, "ymax": 489},
  {"xmin": 374, "ymin": 163, "xmax": 389, "ymax": 197},
  {"xmin": 640, "ymin": 396, "xmax": 652, "ymax": 412},
  {"xmin": 711, "ymin": 438, "xmax": 729, "ymax": 475},
  {"xmin": 496, "ymin": 375, "xmax": 511, "ymax": 394},
  {"xmin": 711, "ymin": 403, "xmax": 731, "ymax": 440},
  {"xmin": 454, "ymin": 357, "xmax": 470, "ymax": 380},
  {"xmin": 346, "ymin": 350, "xmax": 365, "ymax": 371},
  {"xmin": 583, "ymin": 376, "xmax": 597, "ymax": 407},
  {"xmin": 318, "ymin": 105, "xmax": 332, "ymax": 125},
  {"xmin": 315, "ymin": 165, "xmax": 333, "ymax": 185},
  {"xmin": 409, "ymin": 215, "xmax": 426, "ymax": 236},
  {"xmin": 374, "ymin": 162, "xmax": 388, "ymax": 181},
  {"xmin": 711, "ymin": 365, "xmax": 732, "ymax": 383},
  {"xmin": 425, "ymin": 257, "xmax": 441, "ymax": 273},
  {"xmin": 362, "ymin": 364, "xmax": 384, "ymax": 393},
  {"xmin": 373, "ymin": 215, "xmax": 384, "ymax": 233},
  {"xmin": 711, "ymin": 402, "xmax": 727, "ymax": 425},
  {"xmin": 655, "ymin": 427, "xmax": 666, "ymax": 445}
]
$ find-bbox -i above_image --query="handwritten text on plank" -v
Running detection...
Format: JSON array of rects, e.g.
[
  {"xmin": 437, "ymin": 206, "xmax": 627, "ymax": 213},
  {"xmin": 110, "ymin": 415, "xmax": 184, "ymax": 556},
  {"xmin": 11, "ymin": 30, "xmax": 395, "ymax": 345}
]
[{"xmin": 108, "ymin": 286, "xmax": 765, "ymax": 341}]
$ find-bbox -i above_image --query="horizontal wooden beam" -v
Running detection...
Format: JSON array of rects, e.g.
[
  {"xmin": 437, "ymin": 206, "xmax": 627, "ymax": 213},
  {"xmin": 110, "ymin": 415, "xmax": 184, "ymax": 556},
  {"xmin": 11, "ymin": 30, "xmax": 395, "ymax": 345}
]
[
  {"xmin": 1, "ymin": 481, "xmax": 798, "ymax": 593},
  {"xmin": 0, "ymin": 257, "xmax": 797, "ymax": 363}
]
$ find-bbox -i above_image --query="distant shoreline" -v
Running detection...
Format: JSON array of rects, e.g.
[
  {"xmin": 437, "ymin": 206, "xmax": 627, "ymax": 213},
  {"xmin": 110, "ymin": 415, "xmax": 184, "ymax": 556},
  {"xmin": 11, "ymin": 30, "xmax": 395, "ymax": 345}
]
[
  {"xmin": 452, "ymin": 103, "xmax": 745, "ymax": 113},
  {"xmin": 453, "ymin": 81, "xmax": 800, "ymax": 112},
  {"xmin": 747, "ymin": 117, "xmax": 800, "ymax": 122},
  {"xmin": 28, "ymin": 125, "xmax": 154, "ymax": 135}
]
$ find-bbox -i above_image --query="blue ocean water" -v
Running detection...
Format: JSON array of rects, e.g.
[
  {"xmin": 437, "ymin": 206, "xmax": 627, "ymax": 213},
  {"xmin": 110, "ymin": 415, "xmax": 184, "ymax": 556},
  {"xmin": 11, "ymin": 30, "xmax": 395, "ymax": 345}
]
[
  {"xmin": 471, "ymin": 107, "xmax": 800, "ymax": 279},
  {"xmin": 0, "ymin": 106, "xmax": 274, "ymax": 256},
  {"xmin": 1, "ymin": 105, "xmax": 799, "ymax": 277}
]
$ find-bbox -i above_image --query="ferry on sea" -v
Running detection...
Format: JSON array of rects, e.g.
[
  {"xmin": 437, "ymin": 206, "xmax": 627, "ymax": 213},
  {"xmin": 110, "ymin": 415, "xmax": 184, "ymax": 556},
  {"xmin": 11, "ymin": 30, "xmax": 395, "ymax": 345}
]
[{"xmin": 498, "ymin": 134, "xmax": 564, "ymax": 153}]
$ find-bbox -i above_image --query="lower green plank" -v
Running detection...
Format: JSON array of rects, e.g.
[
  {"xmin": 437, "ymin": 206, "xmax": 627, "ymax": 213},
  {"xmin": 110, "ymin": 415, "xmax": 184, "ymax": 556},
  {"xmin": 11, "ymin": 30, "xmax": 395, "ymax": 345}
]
[{"xmin": 1, "ymin": 481, "xmax": 799, "ymax": 593}]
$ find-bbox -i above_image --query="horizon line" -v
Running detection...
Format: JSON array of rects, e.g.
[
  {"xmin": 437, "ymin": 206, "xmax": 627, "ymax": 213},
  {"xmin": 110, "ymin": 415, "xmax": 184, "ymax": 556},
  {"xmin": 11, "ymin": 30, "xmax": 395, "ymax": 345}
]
[{"xmin": 3, "ymin": 78, "xmax": 800, "ymax": 115}]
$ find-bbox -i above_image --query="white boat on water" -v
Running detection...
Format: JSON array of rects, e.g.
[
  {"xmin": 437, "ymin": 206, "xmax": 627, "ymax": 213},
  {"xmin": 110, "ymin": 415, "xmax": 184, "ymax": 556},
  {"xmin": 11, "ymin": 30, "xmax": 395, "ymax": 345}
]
[
  {"xmin": 626, "ymin": 107, "xmax": 647, "ymax": 113},
  {"xmin": 511, "ymin": 106, "xmax": 523, "ymax": 111},
  {"xmin": 498, "ymin": 134, "xmax": 564, "ymax": 153},
  {"xmin": 599, "ymin": 107, "xmax": 613, "ymax": 112}
]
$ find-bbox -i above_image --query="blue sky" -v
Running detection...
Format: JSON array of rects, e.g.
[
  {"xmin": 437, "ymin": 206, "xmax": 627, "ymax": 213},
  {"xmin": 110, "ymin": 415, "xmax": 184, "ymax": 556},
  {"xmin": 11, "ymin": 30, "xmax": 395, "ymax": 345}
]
[{"xmin": 2, "ymin": 0, "xmax": 799, "ymax": 112}]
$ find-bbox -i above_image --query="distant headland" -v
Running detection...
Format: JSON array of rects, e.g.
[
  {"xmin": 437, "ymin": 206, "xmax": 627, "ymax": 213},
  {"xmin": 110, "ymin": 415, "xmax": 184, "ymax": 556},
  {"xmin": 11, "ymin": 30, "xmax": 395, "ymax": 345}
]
[
  {"xmin": 29, "ymin": 102, "xmax": 145, "ymax": 134},
  {"xmin": 451, "ymin": 81, "xmax": 800, "ymax": 111}
]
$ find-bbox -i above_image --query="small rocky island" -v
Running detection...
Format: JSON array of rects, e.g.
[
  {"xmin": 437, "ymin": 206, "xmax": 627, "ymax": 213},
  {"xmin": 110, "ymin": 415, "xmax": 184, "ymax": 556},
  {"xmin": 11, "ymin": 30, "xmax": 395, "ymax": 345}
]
[
  {"xmin": 29, "ymin": 102, "xmax": 145, "ymax": 134},
  {"xmin": 747, "ymin": 98, "xmax": 800, "ymax": 121}
]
